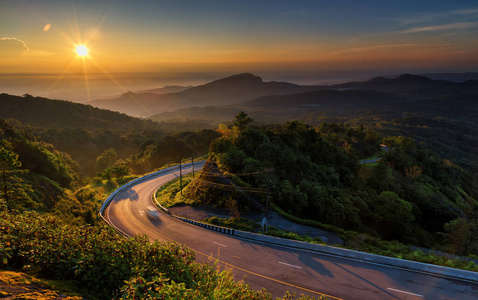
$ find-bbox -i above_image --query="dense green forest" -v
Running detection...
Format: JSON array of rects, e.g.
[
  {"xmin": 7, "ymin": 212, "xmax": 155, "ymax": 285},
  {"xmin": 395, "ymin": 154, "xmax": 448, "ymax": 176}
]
[{"xmin": 190, "ymin": 113, "xmax": 477, "ymax": 256}]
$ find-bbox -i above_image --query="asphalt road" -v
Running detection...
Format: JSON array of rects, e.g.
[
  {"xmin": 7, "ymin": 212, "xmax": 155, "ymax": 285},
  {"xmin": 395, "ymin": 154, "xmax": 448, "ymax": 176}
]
[{"xmin": 105, "ymin": 162, "xmax": 478, "ymax": 299}]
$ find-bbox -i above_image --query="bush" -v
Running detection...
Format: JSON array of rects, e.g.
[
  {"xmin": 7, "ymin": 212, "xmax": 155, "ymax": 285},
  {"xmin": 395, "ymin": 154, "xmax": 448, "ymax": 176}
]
[{"xmin": 0, "ymin": 211, "xmax": 290, "ymax": 299}]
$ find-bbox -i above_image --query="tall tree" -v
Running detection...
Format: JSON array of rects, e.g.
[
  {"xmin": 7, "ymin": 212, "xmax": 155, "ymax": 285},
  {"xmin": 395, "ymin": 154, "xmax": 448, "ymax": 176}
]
[{"xmin": 0, "ymin": 146, "xmax": 34, "ymax": 210}]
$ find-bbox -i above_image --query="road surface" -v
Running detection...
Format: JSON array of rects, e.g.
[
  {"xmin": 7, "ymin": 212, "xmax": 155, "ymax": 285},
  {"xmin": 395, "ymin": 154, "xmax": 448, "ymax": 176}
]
[{"xmin": 105, "ymin": 163, "xmax": 478, "ymax": 299}]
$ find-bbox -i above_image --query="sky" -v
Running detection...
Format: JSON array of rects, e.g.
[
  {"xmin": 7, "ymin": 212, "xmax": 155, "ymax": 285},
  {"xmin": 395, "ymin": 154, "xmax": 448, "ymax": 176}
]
[{"xmin": 1, "ymin": 0, "xmax": 478, "ymax": 100}]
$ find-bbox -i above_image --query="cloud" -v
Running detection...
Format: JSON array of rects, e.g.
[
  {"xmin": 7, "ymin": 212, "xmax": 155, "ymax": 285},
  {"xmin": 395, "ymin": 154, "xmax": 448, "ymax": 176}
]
[
  {"xmin": 329, "ymin": 43, "xmax": 453, "ymax": 58},
  {"xmin": 0, "ymin": 37, "xmax": 30, "ymax": 56},
  {"xmin": 398, "ymin": 21, "xmax": 478, "ymax": 34},
  {"xmin": 390, "ymin": 8, "xmax": 478, "ymax": 25}
]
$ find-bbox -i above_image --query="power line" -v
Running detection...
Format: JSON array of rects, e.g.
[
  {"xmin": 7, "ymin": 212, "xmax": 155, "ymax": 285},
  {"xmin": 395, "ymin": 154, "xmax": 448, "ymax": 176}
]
[
  {"xmin": 198, "ymin": 170, "xmax": 271, "ymax": 177},
  {"xmin": 196, "ymin": 178, "xmax": 267, "ymax": 194}
]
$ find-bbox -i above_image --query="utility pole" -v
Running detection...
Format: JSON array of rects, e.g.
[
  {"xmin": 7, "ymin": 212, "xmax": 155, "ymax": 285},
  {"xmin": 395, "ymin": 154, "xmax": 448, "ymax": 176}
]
[
  {"xmin": 265, "ymin": 168, "xmax": 274, "ymax": 218},
  {"xmin": 191, "ymin": 157, "xmax": 195, "ymax": 178},
  {"xmin": 179, "ymin": 160, "xmax": 183, "ymax": 195}
]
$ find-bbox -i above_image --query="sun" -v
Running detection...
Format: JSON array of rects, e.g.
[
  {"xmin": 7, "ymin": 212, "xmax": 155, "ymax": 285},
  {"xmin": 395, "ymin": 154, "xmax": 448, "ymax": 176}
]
[{"xmin": 75, "ymin": 45, "xmax": 88, "ymax": 57}]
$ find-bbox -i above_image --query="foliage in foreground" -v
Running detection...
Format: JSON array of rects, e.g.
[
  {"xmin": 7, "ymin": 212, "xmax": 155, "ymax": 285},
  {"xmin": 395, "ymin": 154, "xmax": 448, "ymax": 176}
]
[{"xmin": 0, "ymin": 211, "xmax": 320, "ymax": 299}]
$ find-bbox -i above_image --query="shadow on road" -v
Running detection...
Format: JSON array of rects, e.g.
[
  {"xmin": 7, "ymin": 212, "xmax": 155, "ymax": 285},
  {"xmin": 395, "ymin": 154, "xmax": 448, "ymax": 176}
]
[
  {"xmin": 147, "ymin": 214, "xmax": 162, "ymax": 226},
  {"xmin": 330, "ymin": 261, "xmax": 399, "ymax": 299},
  {"xmin": 298, "ymin": 254, "xmax": 334, "ymax": 278},
  {"xmin": 114, "ymin": 189, "xmax": 139, "ymax": 202}
]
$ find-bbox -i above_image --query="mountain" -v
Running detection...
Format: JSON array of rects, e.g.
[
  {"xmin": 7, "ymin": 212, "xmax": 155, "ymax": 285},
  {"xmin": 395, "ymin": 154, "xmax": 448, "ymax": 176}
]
[
  {"xmin": 136, "ymin": 85, "xmax": 192, "ymax": 94},
  {"xmin": 238, "ymin": 89, "xmax": 399, "ymax": 112},
  {"xmin": 420, "ymin": 72, "xmax": 478, "ymax": 82},
  {"xmin": 149, "ymin": 74, "xmax": 478, "ymax": 124},
  {"xmin": 88, "ymin": 73, "xmax": 322, "ymax": 117},
  {"xmin": 87, "ymin": 91, "xmax": 161, "ymax": 118},
  {"xmin": 0, "ymin": 93, "xmax": 158, "ymax": 131},
  {"xmin": 150, "ymin": 89, "xmax": 400, "ymax": 123},
  {"xmin": 149, "ymin": 106, "xmax": 241, "ymax": 124},
  {"xmin": 331, "ymin": 74, "xmax": 478, "ymax": 95}
]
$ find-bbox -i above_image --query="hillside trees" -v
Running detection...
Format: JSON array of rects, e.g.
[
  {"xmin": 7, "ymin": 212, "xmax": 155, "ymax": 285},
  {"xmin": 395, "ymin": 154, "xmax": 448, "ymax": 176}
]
[
  {"xmin": 206, "ymin": 113, "xmax": 477, "ymax": 247},
  {"xmin": 0, "ymin": 119, "xmax": 81, "ymax": 212},
  {"xmin": 0, "ymin": 145, "xmax": 34, "ymax": 210}
]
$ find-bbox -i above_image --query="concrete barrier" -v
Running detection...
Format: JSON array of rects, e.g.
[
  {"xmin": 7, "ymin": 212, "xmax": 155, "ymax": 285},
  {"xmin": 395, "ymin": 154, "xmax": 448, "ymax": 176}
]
[
  {"xmin": 233, "ymin": 230, "xmax": 478, "ymax": 283},
  {"xmin": 175, "ymin": 216, "xmax": 236, "ymax": 236}
]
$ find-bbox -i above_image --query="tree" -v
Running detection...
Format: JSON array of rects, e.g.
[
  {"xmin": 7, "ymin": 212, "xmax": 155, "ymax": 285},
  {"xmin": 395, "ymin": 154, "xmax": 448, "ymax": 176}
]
[
  {"xmin": 96, "ymin": 148, "xmax": 117, "ymax": 172},
  {"xmin": 0, "ymin": 146, "xmax": 34, "ymax": 210},
  {"xmin": 233, "ymin": 111, "xmax": 253, "ymax": 131},
  {"xmin": 443, "ymin": 218, "xmax": 478, "ymax": 256},
  {"xmin": 372, "ymin": 191, "xmax": 414, "ymax": 238}
]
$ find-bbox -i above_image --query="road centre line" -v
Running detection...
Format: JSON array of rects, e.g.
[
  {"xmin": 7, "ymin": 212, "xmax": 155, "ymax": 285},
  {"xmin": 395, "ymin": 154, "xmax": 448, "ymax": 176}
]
[
  {"xmin": 279, "ymin": 261, "xmax": 302, "ymax": 269},
  {"xmin": 214, "ymin": 242, "xmax": 228, "ymax": 247},
  {"xmin": 387, "ymin": 288, "xmax": 424, "ymax": 298}
]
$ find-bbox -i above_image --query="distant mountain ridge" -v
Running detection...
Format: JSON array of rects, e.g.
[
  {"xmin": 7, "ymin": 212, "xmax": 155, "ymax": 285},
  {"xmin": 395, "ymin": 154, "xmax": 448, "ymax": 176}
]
[
  {"xmin": 88, "ymin": 73, "xmax": 322, "ymax": 117},
  {"xmin": 136, "ymin": 85, "xmax": 192, "ymax": 94},
  {"xmin": 419, "ymin": 72, "xmax": 478, "ymax": 82},
  {"xmin": 88, "ymin": 72, "xmax": 478, "ymax": 118},
  {"xmin": 331, "ymin": 74, "xmax": 478, "ymax": 94}
]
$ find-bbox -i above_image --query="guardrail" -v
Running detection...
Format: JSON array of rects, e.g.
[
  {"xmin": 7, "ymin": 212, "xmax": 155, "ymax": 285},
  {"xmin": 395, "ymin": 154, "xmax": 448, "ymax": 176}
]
[{"xmin": 231, "ymin": 230, "xmax": 478, "ymax": 283}]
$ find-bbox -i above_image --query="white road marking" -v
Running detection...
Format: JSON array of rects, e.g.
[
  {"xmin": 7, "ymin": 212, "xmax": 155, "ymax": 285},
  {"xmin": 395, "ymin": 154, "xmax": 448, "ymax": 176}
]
[
  {"xmin": 213, "ymin": 242, "xmax": 228, "ymax": 247},
  {"xmin": 387, "ymin": 288, "xmax": 424, "ymax": 298},
  {"xmin": 139, "ymin": 210, "xmax": 144, "ymax": 216},
  {"xmin": 279, "ymin": 261, "xmax": 302, "ymax": 269}
]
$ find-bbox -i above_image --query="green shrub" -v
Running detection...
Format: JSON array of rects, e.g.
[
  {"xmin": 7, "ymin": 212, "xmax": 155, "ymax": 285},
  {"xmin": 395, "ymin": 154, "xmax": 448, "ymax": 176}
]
[{"xmin": 2, "ymin": 211, "xmax": 309, "ymax": 299}]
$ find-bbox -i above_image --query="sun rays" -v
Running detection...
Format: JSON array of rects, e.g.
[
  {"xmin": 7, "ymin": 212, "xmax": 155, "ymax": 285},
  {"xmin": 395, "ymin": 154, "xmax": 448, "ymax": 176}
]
[{"xmin": 44, "ymin": 14, "xmax": 128, "ymax": 103}]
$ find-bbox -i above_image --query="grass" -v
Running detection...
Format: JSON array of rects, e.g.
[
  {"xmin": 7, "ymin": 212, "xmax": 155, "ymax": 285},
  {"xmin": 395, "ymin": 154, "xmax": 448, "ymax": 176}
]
[
  {"xmin": 155, "ymin": 172, "xmax": 198, "ymax": 207},
  {"xmin": 0, "ymin": 270, "xmax": 84, "ymax": 299},
  {"xmin": 203, "ymin": 216, "xmax": 260, "ymax": 232}
]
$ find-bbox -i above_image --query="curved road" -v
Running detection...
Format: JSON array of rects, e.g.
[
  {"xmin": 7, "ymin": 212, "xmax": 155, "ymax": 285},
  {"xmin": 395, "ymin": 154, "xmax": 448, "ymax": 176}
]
[{"xmin": 105, "ymin": 163, "xmax": 477, "ymax": 299}]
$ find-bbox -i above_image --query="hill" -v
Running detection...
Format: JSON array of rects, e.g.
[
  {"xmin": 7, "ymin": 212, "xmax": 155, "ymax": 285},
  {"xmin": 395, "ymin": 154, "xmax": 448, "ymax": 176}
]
[
  {"xmin": 0, "ymin": 119, "xmax": 79, "ymax": 212},
  {"xmin": 419, "ymin": 72, "xmax": 478, "ymax": 82},
  {"xmin": 136, "ymin": 85, "xmax": 192, "ymax": 94},
  {"xmin": 0, "ymin": 93, "xmax": 158, "ymax": 131},
  {"xmin": 149, "ymin": 73, "xmax": 478, "ymax": 123},
  {"xmin": 331, "ymin": 74, "xmax": 478, "ymax": 95},
  {"xmin": 88, "ymin": 73, "xmax": 322, "ymax": 117},
  {"xmin": 198, "ymin": 115, "xmax": 477, "ymax": 252}
]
